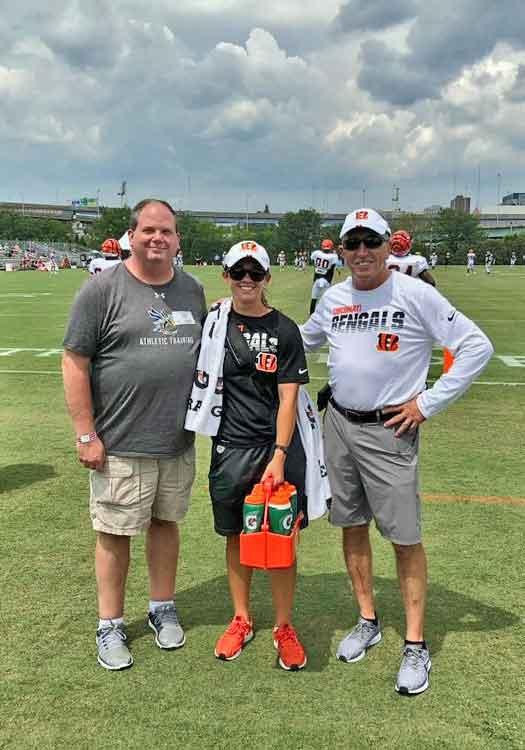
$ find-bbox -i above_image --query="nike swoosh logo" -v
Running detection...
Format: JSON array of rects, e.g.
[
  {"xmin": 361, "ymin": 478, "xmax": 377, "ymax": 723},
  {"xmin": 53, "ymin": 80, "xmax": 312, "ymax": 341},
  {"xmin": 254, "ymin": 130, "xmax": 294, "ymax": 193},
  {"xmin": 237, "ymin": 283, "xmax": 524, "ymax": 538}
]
[
  {"xmin": 447, "ymin": 311, "xmax": 456, "ymax": 321},
  {"xmin": 298, "ymin": 368, "xmax": 308, "ymax": 374}
]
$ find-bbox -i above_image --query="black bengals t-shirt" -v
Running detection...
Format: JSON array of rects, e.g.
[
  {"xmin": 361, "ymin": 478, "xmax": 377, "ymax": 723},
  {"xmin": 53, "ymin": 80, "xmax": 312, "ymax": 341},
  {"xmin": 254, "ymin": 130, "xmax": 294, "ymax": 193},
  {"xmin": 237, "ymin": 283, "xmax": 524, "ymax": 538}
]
[{"xmin": 217, "ymin": 309, "xmax": 309, "ymax": 446}]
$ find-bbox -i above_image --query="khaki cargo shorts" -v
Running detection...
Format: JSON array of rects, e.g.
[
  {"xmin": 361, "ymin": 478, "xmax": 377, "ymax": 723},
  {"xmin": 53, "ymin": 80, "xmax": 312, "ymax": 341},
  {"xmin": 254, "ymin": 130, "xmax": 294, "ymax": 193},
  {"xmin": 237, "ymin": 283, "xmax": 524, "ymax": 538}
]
[{"xmin": 89, "ymin": 445, "xmax": 196, "ymax": 536}]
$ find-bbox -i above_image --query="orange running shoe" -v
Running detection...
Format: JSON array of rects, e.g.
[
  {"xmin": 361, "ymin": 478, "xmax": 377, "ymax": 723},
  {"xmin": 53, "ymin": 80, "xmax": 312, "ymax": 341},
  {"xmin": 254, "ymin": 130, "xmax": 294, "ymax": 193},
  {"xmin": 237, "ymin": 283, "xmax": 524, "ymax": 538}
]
[
  {"xmin": 214, "ymin": 615, "xmax": 254, "ymax": 661},
  {"xmin": 273, "ymin": 624, "xmax": 307, "ymax": 671}
]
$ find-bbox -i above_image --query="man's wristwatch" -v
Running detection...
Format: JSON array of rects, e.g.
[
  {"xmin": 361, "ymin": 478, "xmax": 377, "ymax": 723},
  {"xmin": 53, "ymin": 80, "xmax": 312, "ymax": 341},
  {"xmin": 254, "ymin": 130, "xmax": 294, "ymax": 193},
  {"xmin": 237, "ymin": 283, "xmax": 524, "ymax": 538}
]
[
  {"xmin": 274, "ymin": 444, "xmax": 289, "ymax": 455},
  {"xmin": 77, "ymin": 432, "xmax": 98, "ymax": 445}
]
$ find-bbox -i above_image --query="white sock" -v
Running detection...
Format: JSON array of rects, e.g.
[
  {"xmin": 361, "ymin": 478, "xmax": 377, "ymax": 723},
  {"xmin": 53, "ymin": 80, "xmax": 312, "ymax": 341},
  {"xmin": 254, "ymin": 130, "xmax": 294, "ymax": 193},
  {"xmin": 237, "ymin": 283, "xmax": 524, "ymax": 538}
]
[
  {"xmin": 98, "ymin": 617, "xmax": 124, "ymax": 629},
  {"xmin": 149, "ymin": 599, "xmax": 174, "ymax": 613}
]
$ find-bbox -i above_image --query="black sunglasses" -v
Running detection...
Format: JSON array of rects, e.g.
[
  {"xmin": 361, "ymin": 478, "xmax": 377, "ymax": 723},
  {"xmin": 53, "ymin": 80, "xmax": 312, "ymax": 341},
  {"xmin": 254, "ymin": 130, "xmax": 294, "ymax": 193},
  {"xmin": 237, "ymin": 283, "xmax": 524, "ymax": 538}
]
[
  {"xmin": 343, "ymin": 235, "xmax": 386, "ymax": 251},
  {"xmin": 228, "ymin": 266, "xmax": 267, "ymax": 282}
]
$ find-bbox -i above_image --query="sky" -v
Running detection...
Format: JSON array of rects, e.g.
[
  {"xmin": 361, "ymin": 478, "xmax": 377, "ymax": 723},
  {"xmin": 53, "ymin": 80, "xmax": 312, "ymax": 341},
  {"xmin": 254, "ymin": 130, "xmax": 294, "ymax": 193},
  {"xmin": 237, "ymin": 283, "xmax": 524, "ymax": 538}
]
[{"xmin": 2, "ymin": 0, "xmax": 525, "ymax": 213}]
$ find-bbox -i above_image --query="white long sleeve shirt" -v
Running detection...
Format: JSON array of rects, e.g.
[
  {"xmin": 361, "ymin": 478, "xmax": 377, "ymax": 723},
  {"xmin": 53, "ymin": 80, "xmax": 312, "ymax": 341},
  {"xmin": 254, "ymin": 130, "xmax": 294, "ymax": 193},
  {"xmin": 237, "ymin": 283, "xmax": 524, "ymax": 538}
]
[{"xmin": 300, "ymin": 272, "xmax": 493, "ymax": 418}]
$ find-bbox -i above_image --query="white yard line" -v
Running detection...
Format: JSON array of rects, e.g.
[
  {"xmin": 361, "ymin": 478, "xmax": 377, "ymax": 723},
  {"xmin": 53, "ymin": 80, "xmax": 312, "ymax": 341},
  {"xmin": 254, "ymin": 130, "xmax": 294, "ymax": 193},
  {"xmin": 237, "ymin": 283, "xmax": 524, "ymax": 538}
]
[
  {"xmin": 0, "ymin": 369, "xmax": 61, "ymax": 375},
  {"xmin": 0, "ymin": 293, "xmax": 53, "ymax": 298}
]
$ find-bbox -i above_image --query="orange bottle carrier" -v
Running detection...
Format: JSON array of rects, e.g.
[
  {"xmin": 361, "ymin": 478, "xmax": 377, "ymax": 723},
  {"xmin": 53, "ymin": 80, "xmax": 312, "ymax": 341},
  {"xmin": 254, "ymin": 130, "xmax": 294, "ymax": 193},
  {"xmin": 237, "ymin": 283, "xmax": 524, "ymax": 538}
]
[{"xmin": 239, "ymin": 479, "xmax": 303, "ymax": 569}]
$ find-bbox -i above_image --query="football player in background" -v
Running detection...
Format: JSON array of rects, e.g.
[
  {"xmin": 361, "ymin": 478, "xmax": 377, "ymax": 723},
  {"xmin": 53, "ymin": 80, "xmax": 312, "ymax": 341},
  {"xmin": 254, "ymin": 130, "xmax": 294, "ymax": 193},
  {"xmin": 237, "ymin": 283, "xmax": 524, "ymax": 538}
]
[
  {"xmin": 89, "ymin": 239, "xmax": 122, "ymax": 275},
  {"xmin": 310, "ymin": 238, "xmax": 340, "ymax": 313},
  {"xmin": 48, "ymin": 250, "xmax": 59, "ymax": 274},
  {"xmin": 277, "ymin": 250, "xmax": 287, "ymax": 270},
  {"xmin": 466, "ymin": 248, "xmax": 476, "ymax": 274},
  {"xmin": 387, "ymin": 231, "xmax": 436, "ymax": 286}
]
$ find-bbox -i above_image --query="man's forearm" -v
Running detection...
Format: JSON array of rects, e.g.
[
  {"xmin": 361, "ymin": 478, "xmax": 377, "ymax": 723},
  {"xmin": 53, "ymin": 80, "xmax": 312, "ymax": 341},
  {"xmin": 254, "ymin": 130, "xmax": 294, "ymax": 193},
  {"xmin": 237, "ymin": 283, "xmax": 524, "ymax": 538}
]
[
  {"xmin": 417, "ymin": 332, "xmax": 494, "ymax": 418},
  {"xmin": 62, "ymin": 354, "xmax": 96, "ymax": 436}
]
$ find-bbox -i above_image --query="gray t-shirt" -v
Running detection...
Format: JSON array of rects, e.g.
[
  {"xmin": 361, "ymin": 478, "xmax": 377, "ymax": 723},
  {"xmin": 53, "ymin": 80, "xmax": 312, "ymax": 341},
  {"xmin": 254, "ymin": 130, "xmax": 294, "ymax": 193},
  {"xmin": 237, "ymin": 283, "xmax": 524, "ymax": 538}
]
[{"xmin": 63, "ymin": 263, "xmax": 207, "ymax": 457}]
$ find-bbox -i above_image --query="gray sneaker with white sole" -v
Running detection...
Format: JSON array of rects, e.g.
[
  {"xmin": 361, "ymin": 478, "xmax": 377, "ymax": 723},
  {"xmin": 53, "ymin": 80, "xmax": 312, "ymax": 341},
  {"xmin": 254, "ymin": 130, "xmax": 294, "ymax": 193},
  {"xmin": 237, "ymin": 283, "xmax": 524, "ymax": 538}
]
[
  {"xmin": 96, "ymin": 623, "xmax": 133, "ymax": 671},
  {"xmin": 395, "ymin": 645, "xmax": 431, "ymax": 695},
  {"xmin": 336, "ymin": 617, "xmax": 382, "ymax": 663},
  {"xmin": 148, "ymin": 603, "xmax": 186, "ymax": 650}
]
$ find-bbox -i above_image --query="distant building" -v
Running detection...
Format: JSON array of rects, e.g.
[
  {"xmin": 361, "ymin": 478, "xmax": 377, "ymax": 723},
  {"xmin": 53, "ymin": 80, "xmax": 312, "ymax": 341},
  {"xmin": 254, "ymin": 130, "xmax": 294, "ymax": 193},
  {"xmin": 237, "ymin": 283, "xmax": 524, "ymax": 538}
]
[
  {"xmin": 424, "ymin": 205, "xmax": 442, "ymax": 215},
  {"xmin": 450, "ymin": 195, "xmax": 471, "ymax": 213},
  {"xmin": 502, "ymin": 192, "xmax": 525, "ymax": 206}
]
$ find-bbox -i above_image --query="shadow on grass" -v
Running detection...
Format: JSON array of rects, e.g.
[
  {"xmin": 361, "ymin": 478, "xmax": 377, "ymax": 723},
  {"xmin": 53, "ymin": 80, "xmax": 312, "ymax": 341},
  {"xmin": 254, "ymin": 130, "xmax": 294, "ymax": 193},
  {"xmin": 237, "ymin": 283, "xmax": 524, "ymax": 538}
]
[
  {"xmin": 0, "ymin": 463, "xmax": 56, "ymax": 493},
  {"xmin": 126, "ymin": 572, "xmax": 519, "ymax": 673}
]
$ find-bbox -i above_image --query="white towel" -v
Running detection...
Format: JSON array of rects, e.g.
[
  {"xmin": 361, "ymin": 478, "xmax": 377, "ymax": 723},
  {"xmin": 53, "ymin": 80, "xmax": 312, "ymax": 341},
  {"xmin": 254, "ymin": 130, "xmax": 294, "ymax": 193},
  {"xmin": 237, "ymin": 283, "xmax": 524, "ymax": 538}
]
[
  {"xmin": 184, "ymin": 298, "xmax": 231, "ymax": 436},
  {"xmin": 185, "ymin": 298, "xmax": 330, "ymax": 518},
  {"xmin": 296, "ymin": 387, "xmax": 331, "ymax": 520}
]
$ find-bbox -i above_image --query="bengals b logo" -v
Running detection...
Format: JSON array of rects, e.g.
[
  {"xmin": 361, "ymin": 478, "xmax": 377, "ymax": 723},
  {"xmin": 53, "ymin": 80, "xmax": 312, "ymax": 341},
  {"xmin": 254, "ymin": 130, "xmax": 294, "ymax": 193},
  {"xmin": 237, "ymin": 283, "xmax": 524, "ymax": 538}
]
[
  {"xmin": 255, "ymin": 352, "xmax": 278, "ymax": 373},
  {"xmin": 377, "ymin": 333, "xmax": 400, "ymax": 352}
]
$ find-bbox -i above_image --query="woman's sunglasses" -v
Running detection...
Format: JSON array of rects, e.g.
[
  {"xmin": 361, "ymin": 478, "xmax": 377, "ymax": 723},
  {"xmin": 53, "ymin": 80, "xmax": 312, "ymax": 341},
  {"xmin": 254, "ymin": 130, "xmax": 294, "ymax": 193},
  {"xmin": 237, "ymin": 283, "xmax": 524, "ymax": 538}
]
[
  {"xmin": 228, "ymin": 266, "xmax": 267, "ymax": 282},
  {"xmin": 343, "ymin": 235, "xmax": 386, "ymax": 251}
]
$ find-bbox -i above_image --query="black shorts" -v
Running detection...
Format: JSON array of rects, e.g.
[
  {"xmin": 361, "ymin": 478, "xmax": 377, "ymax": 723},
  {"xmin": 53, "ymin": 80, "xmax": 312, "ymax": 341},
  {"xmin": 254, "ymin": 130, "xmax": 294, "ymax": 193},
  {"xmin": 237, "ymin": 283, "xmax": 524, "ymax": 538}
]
[{"xmin": 208, "ymin": 431, "xmax": 308, "ymax": 536}]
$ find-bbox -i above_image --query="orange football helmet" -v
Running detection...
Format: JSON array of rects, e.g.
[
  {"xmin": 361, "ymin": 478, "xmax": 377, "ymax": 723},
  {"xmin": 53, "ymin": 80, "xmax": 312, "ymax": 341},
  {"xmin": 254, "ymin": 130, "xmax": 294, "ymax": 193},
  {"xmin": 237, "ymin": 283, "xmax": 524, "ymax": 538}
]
[
  {"xmin": 390, "ymin": 230, "xmax": 412, "ymax": 257},
  {"xmin": 100, "ymin": 238, "xmax": 121, "ymax": 257}
]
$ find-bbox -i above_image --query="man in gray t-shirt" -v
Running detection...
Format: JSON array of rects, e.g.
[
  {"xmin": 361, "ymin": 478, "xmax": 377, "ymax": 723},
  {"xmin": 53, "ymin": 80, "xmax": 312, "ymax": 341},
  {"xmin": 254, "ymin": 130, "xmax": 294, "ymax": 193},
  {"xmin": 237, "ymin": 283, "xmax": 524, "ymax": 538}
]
[{"xmin": 63, "ymin": 199, "xmax": 207, "ymax": 671}]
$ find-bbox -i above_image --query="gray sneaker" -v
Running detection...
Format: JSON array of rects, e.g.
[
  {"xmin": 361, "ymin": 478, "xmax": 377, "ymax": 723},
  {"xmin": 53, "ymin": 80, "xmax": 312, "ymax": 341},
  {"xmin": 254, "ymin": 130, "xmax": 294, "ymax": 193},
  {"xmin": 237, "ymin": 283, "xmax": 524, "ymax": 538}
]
[
  {"xmin": 96, "ymin": 623, "xmax": 133, "ymax": 671},
  {"xmin": 395, "ymin": 645, "xmax": 431, "ymax": 695},
  {"xmin": 148, "ymin": 603, "xmax": 186, "ymax": 649},
  {"xmin": 336, "ymin": 617, "xmax": 382, "ymax": 663}
]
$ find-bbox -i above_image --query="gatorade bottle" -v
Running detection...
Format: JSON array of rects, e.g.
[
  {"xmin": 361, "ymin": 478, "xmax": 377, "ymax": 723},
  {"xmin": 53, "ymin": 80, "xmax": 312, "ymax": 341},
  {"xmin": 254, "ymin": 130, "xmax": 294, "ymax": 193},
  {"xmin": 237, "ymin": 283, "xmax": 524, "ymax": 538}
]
[
  {"xmin": 269, "ymin": 491, "xmax": 293, "ymax": 536},
  {"xmin": 283, "ymin": 483, "xmax": 298, "ymax": 522},
  {"xmin": 243, "ymin": 488, "xmax": 265, "ymax": 534}
]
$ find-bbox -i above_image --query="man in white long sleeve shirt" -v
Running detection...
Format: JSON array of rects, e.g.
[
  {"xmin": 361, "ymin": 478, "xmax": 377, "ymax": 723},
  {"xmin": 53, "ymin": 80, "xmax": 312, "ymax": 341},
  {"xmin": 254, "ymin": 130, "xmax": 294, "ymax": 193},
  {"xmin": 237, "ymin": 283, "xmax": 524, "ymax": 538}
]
[{"xmin": 301, "ymin": 207, "xmax": 493, "ymax": 696}]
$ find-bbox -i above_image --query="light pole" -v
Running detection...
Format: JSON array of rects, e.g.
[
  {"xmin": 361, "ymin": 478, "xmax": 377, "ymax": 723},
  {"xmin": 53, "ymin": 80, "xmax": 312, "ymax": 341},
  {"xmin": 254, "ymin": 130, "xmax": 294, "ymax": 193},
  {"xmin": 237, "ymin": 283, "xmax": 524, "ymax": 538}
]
[{"xmin": 497, "ymin": 172, "xmax": 501, "ymax": 225}]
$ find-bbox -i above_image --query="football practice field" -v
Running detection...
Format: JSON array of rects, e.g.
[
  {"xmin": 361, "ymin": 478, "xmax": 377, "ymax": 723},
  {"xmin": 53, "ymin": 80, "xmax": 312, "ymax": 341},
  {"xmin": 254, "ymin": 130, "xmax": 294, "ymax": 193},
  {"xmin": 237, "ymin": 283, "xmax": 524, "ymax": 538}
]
[{"xmin": 1, "ymin": 264, "xmax": 524, "ymax": 750}]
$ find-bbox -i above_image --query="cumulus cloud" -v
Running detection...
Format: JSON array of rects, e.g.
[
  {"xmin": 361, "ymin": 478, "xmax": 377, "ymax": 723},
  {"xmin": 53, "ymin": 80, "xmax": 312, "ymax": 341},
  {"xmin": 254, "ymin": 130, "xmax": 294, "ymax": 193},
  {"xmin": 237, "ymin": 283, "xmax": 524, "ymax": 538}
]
[
  {"xmin": 509, "ymin": 64, "xmax": 525, "ymax": 101},
  {"xmin": 1, "ymin": 1, "xmax": 525, "ymax": 210},
  {"xmin": 335, "ymin": 0, "xmax": 417, "ymax": 33},
  {"xmin": 357, "ymin": 41, "xmax": 439, "ymax": 106},
  {"xmin": 356, "ymin": 0, "xmax": 525, "ymax": 106}
]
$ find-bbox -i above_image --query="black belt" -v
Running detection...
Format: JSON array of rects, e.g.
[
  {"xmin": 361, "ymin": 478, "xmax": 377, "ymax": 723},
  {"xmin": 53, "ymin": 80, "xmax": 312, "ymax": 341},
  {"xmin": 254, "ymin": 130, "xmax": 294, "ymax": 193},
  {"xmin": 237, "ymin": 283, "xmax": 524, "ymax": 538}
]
[{"xmin": 329, "ymin": 397, "xmax": 388, "ymax": 424}]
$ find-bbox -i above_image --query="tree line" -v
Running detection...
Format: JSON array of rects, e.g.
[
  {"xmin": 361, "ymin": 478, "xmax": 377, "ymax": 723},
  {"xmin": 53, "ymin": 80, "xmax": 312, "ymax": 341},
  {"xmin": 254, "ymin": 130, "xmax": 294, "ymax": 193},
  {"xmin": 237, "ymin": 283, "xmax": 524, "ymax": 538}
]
[
  {"xmin": 0, "ymin": 211, "xmax": 72, "ymax": 243},
  {"xmin": 83, "ymin": 206, "xmax": 525, "ymax": 264}
]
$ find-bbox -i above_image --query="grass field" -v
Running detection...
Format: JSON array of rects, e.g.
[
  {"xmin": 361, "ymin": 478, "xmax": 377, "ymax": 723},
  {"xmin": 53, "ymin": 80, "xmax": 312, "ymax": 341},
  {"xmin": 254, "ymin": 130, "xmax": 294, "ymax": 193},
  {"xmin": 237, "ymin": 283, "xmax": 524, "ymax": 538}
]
[{"xmin": 1, "ymin": 265, "xmax": 524, "ymax": 750}]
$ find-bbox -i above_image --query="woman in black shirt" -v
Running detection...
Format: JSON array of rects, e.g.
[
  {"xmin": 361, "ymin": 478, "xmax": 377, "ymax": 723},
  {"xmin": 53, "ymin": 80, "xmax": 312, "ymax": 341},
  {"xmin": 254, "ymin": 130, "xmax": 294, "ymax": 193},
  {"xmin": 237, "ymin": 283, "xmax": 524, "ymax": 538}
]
[{"xmin": 209, "ymin": 240, "xmax": 309, "ymax": 671}]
